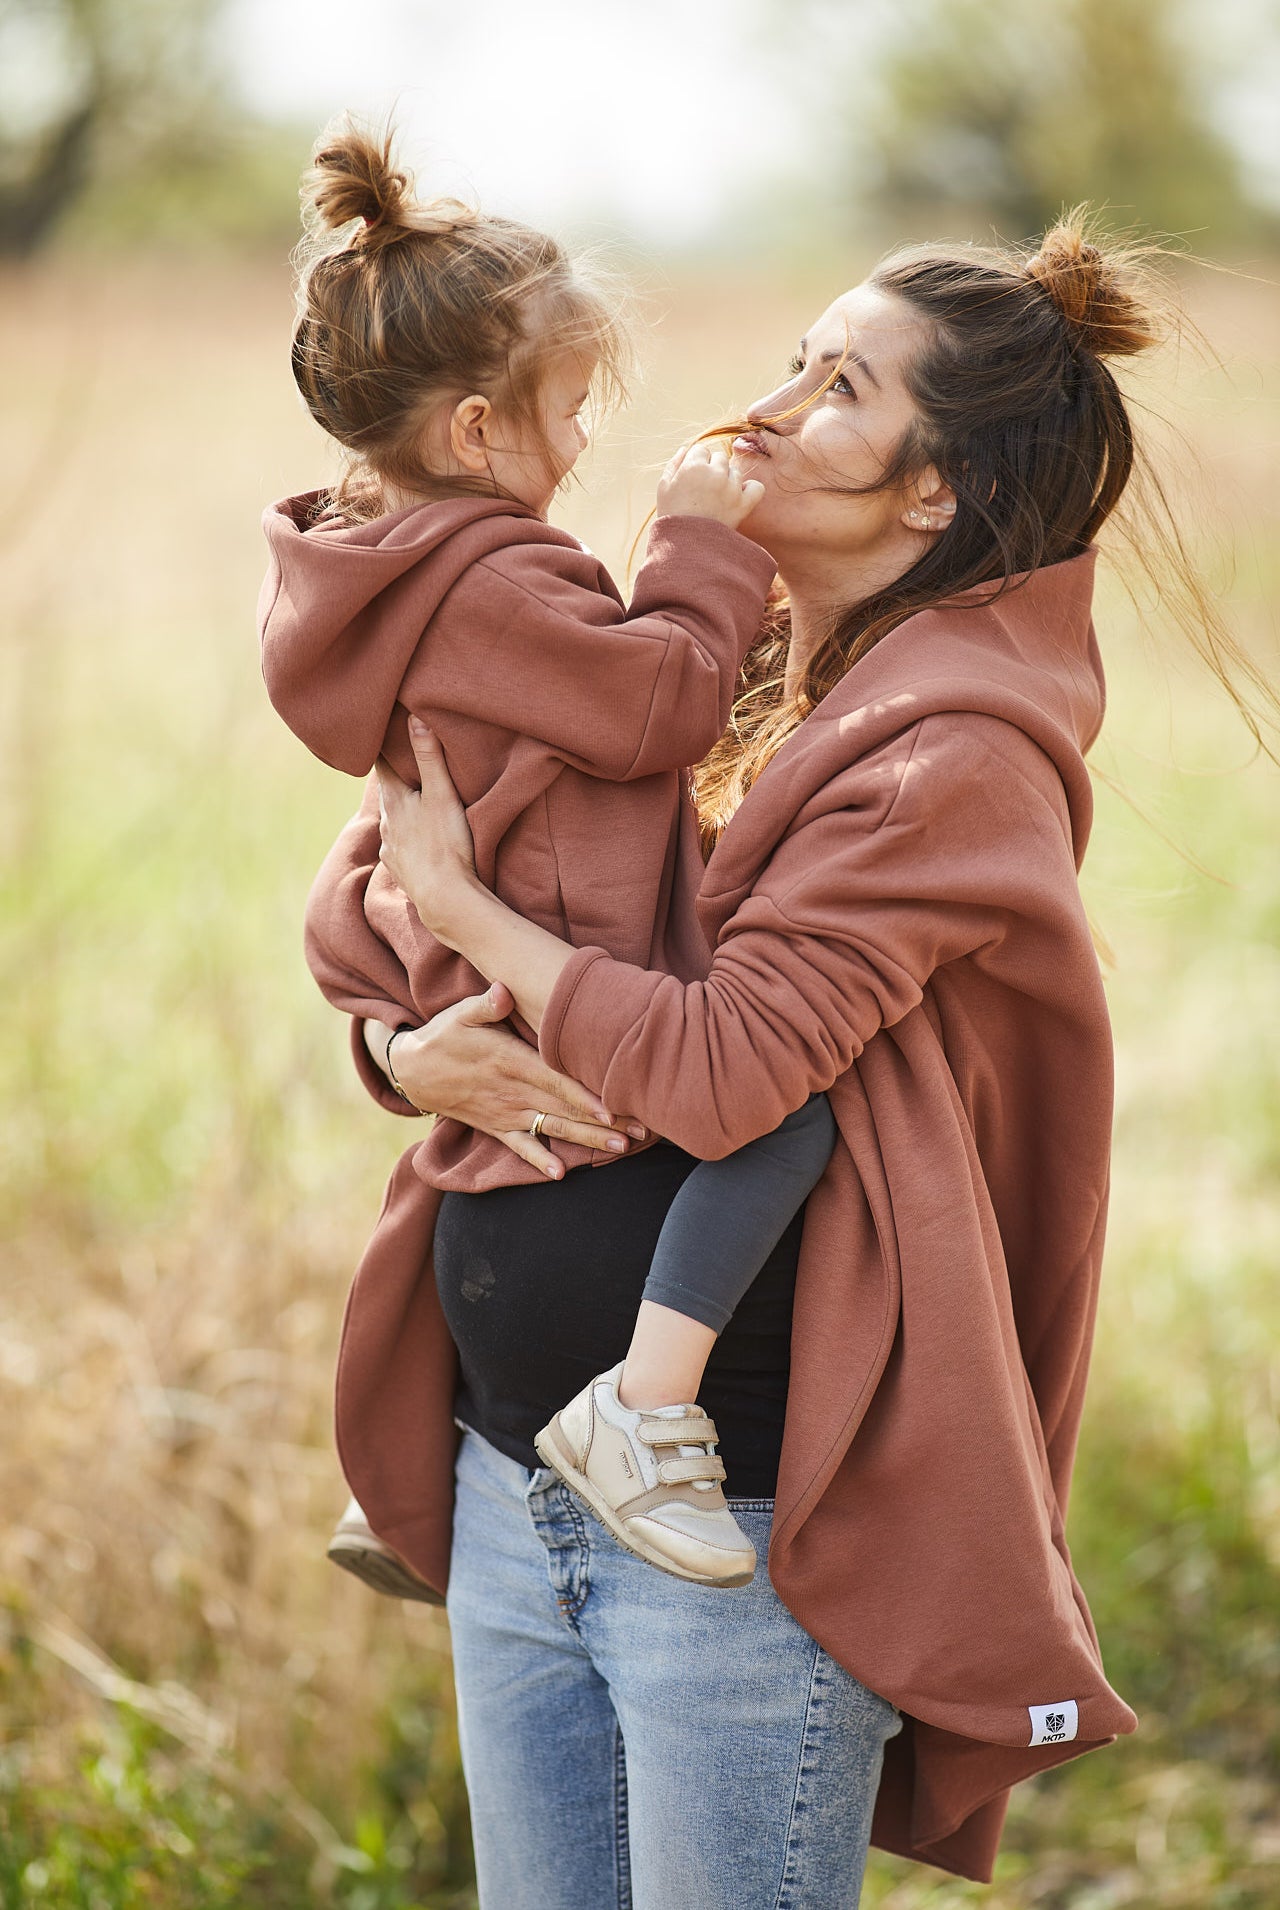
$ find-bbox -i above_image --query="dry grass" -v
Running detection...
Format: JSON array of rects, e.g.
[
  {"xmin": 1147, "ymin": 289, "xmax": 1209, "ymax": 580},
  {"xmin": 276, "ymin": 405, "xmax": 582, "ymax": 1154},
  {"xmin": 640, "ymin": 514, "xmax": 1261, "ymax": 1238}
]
[{"xmin": 0, "ymin": 249, "xmax": 1277, "ymax": 1906}]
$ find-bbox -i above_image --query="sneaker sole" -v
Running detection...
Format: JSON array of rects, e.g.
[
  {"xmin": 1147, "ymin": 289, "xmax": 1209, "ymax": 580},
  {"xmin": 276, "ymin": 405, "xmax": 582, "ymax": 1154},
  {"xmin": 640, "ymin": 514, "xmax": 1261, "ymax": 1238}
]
[
  {"xmin": 326, "ymin": 1532, "xmax": 444, "ymax": 1605},
  {"xmin": 533, "ymin": 1419, "xmax": 755, "ymax": 1588}
]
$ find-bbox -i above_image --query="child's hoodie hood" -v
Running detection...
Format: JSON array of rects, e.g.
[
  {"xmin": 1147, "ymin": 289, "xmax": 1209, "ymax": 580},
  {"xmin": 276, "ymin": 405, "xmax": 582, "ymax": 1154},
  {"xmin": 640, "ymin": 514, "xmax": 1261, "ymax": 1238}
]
[{"xmin": 258, "ymin": 491, "xmax": 547, "ymax": 775}]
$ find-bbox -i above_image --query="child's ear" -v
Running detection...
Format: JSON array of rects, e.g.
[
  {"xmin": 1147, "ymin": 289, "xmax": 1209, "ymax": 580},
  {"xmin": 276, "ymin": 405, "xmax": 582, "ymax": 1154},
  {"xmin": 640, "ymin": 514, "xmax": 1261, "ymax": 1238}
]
[{"xmin": 450, "ymin": 395, "xmax": 493, "ymax": 473}]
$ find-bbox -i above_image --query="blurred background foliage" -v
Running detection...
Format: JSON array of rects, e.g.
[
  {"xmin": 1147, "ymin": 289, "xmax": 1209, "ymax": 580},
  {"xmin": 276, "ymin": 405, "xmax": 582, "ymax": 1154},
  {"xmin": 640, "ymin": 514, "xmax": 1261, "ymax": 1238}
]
[
  {"xmin": 2, "ymin": 0, "xmax": 1280, "ymax": 254},
  {"xmin": 0, "ymin": 0, "xmax": 297, "ymax": 253},
  {"xmin": 857, "ymin": 0, "xmax": 1257, "ymax": 239},
  {"xmin": 0, "ymin": 0, "xmax": 1277, "ymax": 1905}
]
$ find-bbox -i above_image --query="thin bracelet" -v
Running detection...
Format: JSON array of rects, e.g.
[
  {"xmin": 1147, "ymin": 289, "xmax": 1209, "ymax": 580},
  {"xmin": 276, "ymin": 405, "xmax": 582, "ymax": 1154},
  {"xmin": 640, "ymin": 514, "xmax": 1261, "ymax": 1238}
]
[{"xmin": 385, "ymin": 1025, "xmax": 428, "ymax": 1113}]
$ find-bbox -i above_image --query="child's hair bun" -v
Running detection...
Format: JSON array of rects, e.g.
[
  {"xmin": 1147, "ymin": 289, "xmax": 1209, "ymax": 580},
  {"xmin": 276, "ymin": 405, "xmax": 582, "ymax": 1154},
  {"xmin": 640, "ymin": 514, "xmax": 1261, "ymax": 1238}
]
[
  {"xmin": 1023, "ymin": 212, "xmax": 1159, "ymax": 360},
  {"xmin": 302, "ymin": 118, "xmax": 474, "ymax": 250},
  {"xmin": 291, "ymin": 111, "xmax": 631, "ymax": 523}
]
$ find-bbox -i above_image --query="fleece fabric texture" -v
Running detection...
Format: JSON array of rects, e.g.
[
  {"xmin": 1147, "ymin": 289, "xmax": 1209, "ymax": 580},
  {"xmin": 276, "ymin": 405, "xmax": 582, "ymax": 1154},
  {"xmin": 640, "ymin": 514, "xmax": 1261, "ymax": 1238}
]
[
  {"xmin": 293, "ymin": 540, "xmax": 1136, "ymax": 1882},
  {"xmin": 260, "ymin": 492, "xmax": 776, "ymax": 1187}
]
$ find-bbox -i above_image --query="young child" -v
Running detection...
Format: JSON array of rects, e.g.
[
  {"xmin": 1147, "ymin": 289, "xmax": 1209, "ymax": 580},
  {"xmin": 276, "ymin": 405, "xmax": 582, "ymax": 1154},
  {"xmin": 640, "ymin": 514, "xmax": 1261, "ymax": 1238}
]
[{"xmin": 260, "ymin": 122, "xmax": 836, "ymax": 1590}]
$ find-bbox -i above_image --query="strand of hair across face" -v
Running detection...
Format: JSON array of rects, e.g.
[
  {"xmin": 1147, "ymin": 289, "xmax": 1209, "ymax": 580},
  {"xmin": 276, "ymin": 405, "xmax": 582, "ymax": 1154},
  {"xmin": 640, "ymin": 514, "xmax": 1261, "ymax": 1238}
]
[{"xmin": 692, "ymin": 211, "xmax": 1278, "ymax": 843}]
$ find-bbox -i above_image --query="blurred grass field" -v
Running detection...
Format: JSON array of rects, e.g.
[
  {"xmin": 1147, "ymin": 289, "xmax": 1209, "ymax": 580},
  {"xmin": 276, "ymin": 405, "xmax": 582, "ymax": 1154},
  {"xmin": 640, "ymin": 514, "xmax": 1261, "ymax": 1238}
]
[{"xmin": 0, "ymin": 251, "xmax": 1277, "ymax": 1908}]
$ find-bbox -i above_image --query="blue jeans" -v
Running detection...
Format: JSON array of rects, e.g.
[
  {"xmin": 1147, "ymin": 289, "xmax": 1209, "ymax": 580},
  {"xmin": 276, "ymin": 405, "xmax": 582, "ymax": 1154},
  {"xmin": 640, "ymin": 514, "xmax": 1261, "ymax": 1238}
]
[{"xmin": 446, "ymin": 1427, "xmax": 901, "ymax": 1909}]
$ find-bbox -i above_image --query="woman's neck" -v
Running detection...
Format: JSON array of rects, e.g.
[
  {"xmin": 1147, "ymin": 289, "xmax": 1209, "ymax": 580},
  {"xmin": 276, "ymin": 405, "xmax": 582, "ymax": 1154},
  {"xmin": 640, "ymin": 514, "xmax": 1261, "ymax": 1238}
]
[
  {"xmin": 783, "ymin": 598, "xmax": 832, "ymax": 705},
  {"xmin": 779, "ymin": 533, "xmax": 919, "ymax": 704}
]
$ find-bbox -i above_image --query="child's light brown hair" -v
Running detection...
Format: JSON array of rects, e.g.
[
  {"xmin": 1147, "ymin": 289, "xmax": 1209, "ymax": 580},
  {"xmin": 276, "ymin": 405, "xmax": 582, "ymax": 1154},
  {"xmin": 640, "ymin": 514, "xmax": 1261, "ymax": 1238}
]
[{"xmin": 291, "ymin": 118, "xmax": 631, "ymax": 520}]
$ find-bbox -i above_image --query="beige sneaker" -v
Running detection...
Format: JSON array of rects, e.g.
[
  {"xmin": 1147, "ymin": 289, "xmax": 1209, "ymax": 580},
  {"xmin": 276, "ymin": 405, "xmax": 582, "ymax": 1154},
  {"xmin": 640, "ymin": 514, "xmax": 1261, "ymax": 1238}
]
[
  {"xmin": 534, "ymin": 1362, "xmax": 756, "ymax": 1587},
  {"xmin": 326, "ymin": 1498, "xmax": 444, "ymax": 1605}
]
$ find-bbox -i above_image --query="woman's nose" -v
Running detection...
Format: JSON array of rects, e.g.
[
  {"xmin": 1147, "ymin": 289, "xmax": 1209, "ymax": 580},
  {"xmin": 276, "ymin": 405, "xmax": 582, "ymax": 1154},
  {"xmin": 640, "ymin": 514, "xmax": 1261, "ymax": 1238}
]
[{"xmin": 747, "ymin": 384, "xmax": 796, "ymax": 431}]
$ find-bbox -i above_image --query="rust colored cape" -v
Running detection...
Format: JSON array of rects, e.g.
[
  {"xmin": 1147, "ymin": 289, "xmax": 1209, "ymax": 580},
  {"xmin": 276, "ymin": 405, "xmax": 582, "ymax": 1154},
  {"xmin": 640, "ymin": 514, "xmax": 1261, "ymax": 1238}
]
[{"xmin": 303, "ymin": 548, "xmax": 1137, "ymax": 1883}]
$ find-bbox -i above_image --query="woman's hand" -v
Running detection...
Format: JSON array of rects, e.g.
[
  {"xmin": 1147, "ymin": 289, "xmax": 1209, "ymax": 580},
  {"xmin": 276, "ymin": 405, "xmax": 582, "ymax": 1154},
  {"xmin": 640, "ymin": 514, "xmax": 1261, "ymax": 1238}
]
[
  {"xmin": 376, "ymin": 717, "xmax": 479, "ymax": 944},
  {"xmin": 375, "ymin": 718, "xmax": 581, "ymax": 1034},
  {"xmin": 369, "ymin": 984, "xmax": 646, "ymax": 1180}
]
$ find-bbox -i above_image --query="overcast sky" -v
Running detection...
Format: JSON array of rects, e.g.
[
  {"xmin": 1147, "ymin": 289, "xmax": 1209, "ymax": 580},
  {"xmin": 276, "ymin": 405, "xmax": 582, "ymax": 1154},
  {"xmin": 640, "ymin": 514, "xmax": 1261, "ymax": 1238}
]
[
  {"xmin": 221, "ymin": 0, "xmax": 1280, "ymax": 239},
  {"xmin": 222, "ymin": 0, "xmax": 814, "ymax": 242}
]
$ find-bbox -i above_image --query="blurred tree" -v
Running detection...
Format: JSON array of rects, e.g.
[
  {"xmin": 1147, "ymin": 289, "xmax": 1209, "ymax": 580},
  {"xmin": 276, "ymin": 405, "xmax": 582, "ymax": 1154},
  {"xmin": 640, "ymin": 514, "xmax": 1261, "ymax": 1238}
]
[
  {"xmin": 855, "ymin": 0, "xmax": 1256, "ymax": 239},
  {"xmin": 0, "ymin": 0, "xmax": 270, "ymax": 254}
]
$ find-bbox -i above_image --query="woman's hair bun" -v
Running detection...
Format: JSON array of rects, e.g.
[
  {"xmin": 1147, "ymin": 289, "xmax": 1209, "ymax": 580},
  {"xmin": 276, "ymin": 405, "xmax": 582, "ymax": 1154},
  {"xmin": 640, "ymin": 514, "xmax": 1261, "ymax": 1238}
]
[
  {"xmin": 301, "ymin": 117, "xmax": 475, "ymax": 251},
  {"xmin": 1023, "ymin": 210, "xmax": 1161, "ymax": 359}
]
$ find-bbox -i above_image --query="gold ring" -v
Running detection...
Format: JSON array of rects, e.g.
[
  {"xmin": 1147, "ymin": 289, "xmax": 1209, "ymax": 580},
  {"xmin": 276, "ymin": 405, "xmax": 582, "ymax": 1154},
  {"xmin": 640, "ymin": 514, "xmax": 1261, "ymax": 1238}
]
[{"xmin": 529, "ymin": 1111, "xmax": 548, "ymax": 1139}]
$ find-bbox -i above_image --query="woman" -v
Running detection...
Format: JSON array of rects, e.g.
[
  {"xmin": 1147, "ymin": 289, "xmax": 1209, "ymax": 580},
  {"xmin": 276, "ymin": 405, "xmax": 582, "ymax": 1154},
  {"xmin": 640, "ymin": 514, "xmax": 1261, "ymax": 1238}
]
[{"xmin": 301, "ymin": 217, "xmax": 1227, "ymax": 1901}]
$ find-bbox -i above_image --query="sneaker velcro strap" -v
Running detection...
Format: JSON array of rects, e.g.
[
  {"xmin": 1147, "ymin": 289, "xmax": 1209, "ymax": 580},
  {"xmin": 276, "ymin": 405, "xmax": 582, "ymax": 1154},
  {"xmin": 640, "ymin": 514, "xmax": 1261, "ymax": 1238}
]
[
  {"xmin": 637, "ymin": 1415, "xmax": 719, "ymax": 1449},
  {"xmin": 656, "ymin": 1452, "xmax": 727, "ymax": 1486}
]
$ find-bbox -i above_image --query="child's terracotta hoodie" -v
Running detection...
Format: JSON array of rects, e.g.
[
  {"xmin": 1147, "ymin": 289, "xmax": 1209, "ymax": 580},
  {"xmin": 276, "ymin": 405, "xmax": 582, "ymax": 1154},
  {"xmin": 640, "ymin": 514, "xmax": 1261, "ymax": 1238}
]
[
  {"xmin": 300, "ymin": 545, "xmax": 1137, "ymax": 1884},
  {"xmin": 259, "ymin": 493, "xmax": 777, "ymax": 1187}
]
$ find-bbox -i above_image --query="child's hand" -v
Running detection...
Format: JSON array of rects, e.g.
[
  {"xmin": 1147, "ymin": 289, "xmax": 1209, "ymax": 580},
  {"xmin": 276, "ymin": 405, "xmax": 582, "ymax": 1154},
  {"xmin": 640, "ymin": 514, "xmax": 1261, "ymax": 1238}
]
[{"xmin": 657, "ymin": 439, "xmax": 765, "ymax": 529}]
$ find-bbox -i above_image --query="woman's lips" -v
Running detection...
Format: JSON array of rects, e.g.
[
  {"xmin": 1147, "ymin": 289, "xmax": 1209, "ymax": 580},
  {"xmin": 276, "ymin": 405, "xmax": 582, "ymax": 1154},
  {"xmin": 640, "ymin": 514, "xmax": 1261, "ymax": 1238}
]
[{"xmin": 732, "ymin": 431, "xmax": 769, "ymax": 458}]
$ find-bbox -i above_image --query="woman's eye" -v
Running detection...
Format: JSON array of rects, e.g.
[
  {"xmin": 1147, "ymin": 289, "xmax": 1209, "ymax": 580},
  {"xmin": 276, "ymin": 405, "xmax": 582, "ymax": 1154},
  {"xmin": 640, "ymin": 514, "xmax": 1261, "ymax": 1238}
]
[
  {"xmin": 787, "ymin": 353, "xmax": 804, "ymax": 376},
  {"xmin": 833, "ymin": 372, "xmax": 856, "ymax": 398}
]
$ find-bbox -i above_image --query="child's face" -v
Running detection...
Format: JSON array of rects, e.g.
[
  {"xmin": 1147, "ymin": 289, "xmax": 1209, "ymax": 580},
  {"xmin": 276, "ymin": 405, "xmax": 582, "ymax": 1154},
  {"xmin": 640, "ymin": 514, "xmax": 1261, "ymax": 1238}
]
[{"xmin": 490, "ymin": 349, "xmax": 596, "ymax": 514}]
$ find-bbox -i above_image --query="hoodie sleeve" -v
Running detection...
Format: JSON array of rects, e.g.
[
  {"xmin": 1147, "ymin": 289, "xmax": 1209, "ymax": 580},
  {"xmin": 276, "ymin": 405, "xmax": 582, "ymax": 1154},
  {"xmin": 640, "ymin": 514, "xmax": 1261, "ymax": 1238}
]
[
  {"xmin": 539, "ymin": 714, "xmax": 1084, "ymax": 1157},
  {"xmin": 303, "ymin": 782, "xmax": 470, "ymax": 1116},
  {"xmin": 398, "ymin": 515, "xmax": 776, "ymax": 780}
]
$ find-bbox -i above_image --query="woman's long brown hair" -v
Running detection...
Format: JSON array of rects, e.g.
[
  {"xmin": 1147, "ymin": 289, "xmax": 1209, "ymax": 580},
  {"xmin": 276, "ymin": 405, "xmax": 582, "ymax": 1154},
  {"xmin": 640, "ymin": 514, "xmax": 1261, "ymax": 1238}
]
[{"xmin": 696, "ymin": 210, "xmax": 1274, "ymax": 841}]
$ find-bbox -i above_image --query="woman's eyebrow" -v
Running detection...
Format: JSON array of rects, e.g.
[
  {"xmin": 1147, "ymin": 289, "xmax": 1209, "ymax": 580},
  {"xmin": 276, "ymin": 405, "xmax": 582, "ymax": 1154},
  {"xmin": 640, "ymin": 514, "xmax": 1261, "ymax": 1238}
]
[
  {"xmin": 798, "ymin": 336, "xmax": 881, "ymax": 391},
  {"xmin": 822, "ymin": 346, "xmax": 880, "ymax": 390}
]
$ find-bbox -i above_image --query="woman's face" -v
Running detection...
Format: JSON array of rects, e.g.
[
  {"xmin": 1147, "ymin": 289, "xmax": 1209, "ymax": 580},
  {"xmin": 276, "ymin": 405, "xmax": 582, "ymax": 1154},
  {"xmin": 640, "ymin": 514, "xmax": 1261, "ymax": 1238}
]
[{"xmin": 731, "ymin": 283, "xmax": 942, "ymax": 589}]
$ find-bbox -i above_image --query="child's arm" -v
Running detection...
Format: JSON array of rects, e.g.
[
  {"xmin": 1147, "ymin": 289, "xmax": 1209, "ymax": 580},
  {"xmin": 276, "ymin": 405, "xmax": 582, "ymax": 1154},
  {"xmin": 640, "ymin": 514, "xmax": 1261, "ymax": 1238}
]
[
  {"xmin": 305, "ymin": 790, "xmax": 629, "ymax": 1169},
  {"xmin": 399, "ymin": 449, "xmax": 774, "ymax": 783},
  {"xmin": 303, "ymin": 781, "xmax": 413, "ymax": 1029},
  {"xmin": 303, "ymin": 784, "xmax": 626, "ymax": 1155},
  {"xmin": 304, "ymin": 450, "xmax": 769, "ymax": 1115},
  {"xmin": 303, "ymin": 780, "xmax": 480, "ymax": 1115}
]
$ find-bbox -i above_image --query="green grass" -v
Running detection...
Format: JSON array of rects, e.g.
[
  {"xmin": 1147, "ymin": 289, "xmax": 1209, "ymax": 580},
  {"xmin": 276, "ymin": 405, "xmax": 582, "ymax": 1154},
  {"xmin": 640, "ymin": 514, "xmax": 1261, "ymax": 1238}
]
[
  {"xmin": 1, "ymin": 254, "xmax": 1278, "ymax": 1905},
  {"xmin": 0, "ymin": 1615, "xmax": 473, "ymax": 1908}
]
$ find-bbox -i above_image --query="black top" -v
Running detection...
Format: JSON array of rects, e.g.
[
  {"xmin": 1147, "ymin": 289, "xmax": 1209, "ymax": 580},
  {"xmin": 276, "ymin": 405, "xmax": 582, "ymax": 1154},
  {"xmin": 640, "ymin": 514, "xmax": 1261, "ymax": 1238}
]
[{"xmin": 433, "ymin": 1142, "xmax": 801, "ymax": 1498}]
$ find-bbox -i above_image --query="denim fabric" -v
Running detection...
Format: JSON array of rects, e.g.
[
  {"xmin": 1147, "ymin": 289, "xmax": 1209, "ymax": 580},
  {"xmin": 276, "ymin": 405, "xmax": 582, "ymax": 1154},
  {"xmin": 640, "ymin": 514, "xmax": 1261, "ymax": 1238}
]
[{"xmin": 446, "ymin": 1426, "xmax": 900, "ymax": 1909}]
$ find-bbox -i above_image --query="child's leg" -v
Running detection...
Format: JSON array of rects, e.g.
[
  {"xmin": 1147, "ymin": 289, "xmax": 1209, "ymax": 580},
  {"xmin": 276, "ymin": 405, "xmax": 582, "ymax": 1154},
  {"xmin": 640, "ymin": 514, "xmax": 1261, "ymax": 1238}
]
[
  {"xmin": 617, "ymin": 1093, "xmax": 837, "ymax": 1409},
  {"xmin": 534, "ymin": 1095, "xmax": 835, "ymax": 1589},
  {"xmin": 327, "ymin": 1497, "xmax": 444, "ymax": 1604}
]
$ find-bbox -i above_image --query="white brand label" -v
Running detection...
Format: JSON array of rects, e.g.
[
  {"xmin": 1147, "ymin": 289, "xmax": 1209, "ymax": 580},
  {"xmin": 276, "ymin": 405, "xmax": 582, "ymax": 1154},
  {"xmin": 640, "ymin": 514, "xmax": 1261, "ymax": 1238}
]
[{"xmin": 1028, "ymin": 1700, "xmax": 1079, "ymax": 1747}]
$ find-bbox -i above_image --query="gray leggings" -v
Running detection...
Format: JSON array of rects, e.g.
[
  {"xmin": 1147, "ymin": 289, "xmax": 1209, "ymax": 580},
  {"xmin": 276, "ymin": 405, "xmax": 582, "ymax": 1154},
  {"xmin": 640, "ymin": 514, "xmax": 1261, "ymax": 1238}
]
[{"xmin": 640, "ymin": 1094, "xmax": 837, "ymax": 1335}]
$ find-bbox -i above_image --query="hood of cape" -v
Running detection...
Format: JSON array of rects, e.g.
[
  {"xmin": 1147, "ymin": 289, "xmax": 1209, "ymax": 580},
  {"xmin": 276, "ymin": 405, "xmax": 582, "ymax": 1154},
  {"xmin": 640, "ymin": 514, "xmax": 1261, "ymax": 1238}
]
[
  {"xmin": 258, "ymin": 490, "xmax": 560, "ymax": 776},
  {"xmin": 704, "ymin": 546, "xmax": 1105, "ymax": 903}
]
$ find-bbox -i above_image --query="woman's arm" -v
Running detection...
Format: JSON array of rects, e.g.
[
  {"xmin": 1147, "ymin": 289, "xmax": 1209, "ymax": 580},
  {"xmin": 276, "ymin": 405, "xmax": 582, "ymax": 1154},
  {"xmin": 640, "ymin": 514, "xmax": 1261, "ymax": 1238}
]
[
  {"xmin": 375, "ymin": 721, "xmax": 575, "ymax": 1031},
  {"xmin": 308, "ymin": 775, "xmax": 636, "ymax": 1175},
  {"xmin": 379, "ymin": 714, "xmax": 1078, "ymax": 1158}
]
